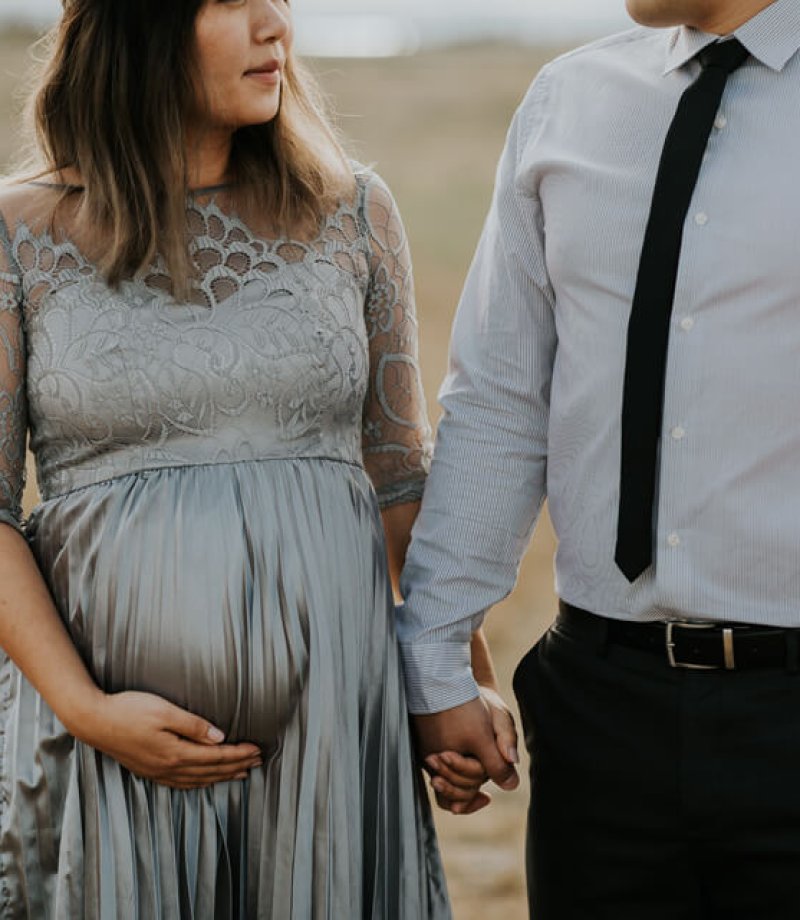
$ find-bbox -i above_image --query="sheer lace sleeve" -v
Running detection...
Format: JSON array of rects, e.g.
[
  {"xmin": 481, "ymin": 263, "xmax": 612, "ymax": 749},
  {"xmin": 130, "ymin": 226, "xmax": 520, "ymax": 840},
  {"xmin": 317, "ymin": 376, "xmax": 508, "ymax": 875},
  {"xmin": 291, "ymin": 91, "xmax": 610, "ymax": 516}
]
[
  {"xmin": 0, "ymin": 212, "xmax": 27, "ymax": 534},
  {"xmin": 360, "ymin": 172, "xmax": 432, "ymax": 508}
]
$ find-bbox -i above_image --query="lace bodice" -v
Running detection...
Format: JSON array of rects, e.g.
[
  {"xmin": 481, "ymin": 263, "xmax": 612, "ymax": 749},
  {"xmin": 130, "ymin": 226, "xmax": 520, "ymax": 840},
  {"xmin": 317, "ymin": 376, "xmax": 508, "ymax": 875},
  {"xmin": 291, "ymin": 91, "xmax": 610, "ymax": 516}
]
[{"xmin": 0, "ymin": 169, "xmax": 432, "ymax": 532}]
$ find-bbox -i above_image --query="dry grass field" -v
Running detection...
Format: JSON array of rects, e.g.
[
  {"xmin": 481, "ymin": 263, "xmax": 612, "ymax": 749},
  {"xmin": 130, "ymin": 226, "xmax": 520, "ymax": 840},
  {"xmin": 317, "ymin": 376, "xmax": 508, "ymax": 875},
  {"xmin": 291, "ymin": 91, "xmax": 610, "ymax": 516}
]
[{"xmin": 0, "ymin": 28, "xmax": 575, "ymax": 919}]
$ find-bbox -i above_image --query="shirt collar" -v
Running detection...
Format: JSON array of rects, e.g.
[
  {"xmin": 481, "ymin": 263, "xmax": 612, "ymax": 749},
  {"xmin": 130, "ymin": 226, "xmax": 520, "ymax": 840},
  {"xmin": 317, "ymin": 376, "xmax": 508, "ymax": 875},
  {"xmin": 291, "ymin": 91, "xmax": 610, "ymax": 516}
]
[{"xmin": 663, "ymin": 0, "xmax": 800, "ymax": 75}]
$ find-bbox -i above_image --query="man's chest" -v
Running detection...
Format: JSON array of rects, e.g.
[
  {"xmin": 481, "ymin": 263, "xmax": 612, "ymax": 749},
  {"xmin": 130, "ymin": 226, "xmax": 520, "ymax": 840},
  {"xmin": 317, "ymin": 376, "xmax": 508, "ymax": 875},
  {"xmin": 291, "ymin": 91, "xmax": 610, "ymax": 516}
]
[{"xmin": 532, "ymin": 66, "xmax": 800, "ymax": 323}]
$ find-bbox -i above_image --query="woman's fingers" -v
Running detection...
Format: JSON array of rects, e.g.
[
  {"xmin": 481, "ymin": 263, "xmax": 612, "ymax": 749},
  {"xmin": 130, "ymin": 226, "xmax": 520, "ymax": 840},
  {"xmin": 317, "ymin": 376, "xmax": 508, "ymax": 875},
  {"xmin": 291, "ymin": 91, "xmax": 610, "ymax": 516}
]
[
  {"xmin": 163, "ymin": 758, "xmax": 263, "ymax": 781},
  {"xmin": 433, "ymin": 788, "xmax": 492, "ymax": 815},
  {"xmin": 430, "ymin": 774, "xmax": 480, "ymax": 802},
  {"xmin": 165, "ymin": 736, "xmax": 263, "ymax": 768},
  {"xmin": 157, "ymin": 698, "xmax": 264, "ymax": 756},
  {"xmin": 162, "ymin": 771, "xmax": 252, "ymax": 788},
  {"xmin": 482, "ymin": 687, "xmax": 520, "ymax": 765},
  {"xmin": 122, "ymin": 751, "xmax": 263, "ymax": 787},
  {"xmin": 161, "ymin": 700, "xmax": 228, "ymax": 745},
  {"xmin": 452, "ymin": 791, "xmax": 492, "ymax": 815},
  {"xmin": 426, "ymin": 752, "xmax": 487, "ymax": 789}
]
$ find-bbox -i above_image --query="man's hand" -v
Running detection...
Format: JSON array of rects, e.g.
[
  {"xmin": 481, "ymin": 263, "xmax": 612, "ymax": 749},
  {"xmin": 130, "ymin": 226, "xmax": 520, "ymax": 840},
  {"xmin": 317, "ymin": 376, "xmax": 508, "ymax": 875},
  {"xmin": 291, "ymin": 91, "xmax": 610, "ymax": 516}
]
[{"xmin": 414, "ymin": 692, "xmax": 520, "ymax": 814}]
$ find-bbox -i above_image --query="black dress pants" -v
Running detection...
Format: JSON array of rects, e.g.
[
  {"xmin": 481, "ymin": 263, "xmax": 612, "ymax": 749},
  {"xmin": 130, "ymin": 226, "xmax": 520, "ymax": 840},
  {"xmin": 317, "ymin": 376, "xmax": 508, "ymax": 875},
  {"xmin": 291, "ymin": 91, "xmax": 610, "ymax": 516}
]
[{"xmin": 512, "ymin": 606, "xmax": 800, "ymax": 920}]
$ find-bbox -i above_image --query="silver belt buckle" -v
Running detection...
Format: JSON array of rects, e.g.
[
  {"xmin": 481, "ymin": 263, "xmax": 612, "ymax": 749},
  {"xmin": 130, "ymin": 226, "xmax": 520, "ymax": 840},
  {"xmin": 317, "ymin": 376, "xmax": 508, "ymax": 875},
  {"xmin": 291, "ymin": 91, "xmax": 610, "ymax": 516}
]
[{"xmin": 666, "ymin": 621, "xmax": 735, "ymax": 670}]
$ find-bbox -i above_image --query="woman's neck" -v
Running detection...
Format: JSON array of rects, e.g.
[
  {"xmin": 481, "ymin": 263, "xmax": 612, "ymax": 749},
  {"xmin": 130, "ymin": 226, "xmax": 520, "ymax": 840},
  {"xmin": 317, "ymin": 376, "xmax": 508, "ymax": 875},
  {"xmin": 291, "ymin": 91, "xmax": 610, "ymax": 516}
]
[{"xmin": 185, "ymin": 126, "xmax": 234, "ymax": 191}]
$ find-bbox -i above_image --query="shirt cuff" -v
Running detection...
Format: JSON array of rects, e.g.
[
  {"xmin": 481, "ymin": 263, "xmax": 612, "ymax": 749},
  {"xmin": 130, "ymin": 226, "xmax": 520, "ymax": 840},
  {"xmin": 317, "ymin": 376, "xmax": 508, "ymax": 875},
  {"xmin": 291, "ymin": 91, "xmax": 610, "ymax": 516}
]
[{"xmin": 398, "ymin": 637, "xmax": 481, "ymax": 714}]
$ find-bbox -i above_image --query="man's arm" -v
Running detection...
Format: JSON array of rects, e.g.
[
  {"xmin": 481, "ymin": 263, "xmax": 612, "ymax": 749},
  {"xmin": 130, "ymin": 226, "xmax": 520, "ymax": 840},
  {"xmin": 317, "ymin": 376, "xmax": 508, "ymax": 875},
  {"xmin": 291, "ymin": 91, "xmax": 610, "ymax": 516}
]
[{"xmin": 398, "ymin": 73, "xmax": 556, "ymax": 786}]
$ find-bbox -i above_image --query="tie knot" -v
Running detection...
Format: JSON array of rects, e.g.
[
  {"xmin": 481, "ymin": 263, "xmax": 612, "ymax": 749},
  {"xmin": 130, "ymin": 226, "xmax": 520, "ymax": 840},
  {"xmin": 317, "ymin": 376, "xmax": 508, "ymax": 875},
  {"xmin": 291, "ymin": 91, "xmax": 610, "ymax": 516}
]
[{"xmin": 699, "ymin": 38, "xmax": 749, "ymax": 74}]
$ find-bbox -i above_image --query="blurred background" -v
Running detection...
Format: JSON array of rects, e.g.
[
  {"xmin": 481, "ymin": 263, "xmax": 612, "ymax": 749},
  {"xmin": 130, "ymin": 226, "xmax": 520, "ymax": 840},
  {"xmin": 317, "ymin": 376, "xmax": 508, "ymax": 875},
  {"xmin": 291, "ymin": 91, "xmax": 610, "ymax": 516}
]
[{"xmin": 1, "ymin": 2, "xmax": 635, "ymax": 917}]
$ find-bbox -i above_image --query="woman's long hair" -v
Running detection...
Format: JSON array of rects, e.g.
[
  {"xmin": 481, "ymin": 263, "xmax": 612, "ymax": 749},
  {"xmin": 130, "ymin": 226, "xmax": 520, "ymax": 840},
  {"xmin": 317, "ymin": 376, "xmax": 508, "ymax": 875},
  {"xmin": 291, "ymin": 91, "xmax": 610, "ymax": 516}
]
[{"xmin": 28, "ymin": 0, "xmax": 352, "ymax": 298}]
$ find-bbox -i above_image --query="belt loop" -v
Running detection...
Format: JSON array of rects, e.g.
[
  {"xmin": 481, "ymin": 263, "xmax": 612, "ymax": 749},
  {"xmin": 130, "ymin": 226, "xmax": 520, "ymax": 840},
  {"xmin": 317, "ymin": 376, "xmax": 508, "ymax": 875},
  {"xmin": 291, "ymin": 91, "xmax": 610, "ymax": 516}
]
[{"xmin": 786, "ymin": 632, "xmax": 799, "ymax": 674}]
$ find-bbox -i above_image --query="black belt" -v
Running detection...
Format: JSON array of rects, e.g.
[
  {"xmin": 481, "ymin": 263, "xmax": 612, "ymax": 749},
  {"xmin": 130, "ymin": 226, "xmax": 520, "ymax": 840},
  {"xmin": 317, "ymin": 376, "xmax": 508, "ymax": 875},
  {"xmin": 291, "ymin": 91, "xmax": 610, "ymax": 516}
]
[{"xmin": 559, "ymin": 602, "xmax": 798, "ymax": 671}]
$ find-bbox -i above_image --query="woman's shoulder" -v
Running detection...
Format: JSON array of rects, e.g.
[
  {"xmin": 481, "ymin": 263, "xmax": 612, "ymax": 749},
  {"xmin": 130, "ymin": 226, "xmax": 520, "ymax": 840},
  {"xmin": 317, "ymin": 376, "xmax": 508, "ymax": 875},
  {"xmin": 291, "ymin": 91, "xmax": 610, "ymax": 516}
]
[
  {"xmin": 0, "ymin": 173, "xmax": 64, "ymax": 233},
  {"xmin": 348, "ymin": 162, "xmax": 403, "ymax": 228},
  {"xmin": 350, "ymin": 161, "xmax": 394, "ymax": 200}
]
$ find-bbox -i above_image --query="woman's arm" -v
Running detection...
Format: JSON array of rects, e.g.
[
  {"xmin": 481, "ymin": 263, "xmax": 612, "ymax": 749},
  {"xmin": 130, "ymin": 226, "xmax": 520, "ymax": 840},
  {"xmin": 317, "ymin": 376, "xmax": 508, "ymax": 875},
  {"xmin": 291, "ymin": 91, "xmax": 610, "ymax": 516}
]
[
  {"xmin": 0, "ymin": 525, "xmax": 107, "ymax": 735},
  {"xmin": 381, "ymin": 503, "xmax": 502, "ymax": 709},
  {"xmin": 0, "ymin": 526, "xmax": 263, "ymax": 787},
  {"xmin": 471, "ymin": 627, "xmax": 500, "ymax": 692},
  {"xmin": 380, "ymin": 501, "xmax": 420, "ymax": 602}
]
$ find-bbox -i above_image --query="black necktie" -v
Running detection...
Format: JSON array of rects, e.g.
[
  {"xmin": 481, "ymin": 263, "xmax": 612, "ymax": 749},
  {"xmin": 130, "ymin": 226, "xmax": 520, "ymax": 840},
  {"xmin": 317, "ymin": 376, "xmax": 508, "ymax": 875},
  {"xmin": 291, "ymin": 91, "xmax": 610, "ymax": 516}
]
[{"xmin": 615, "ymin": 39, "xmax": 749, "ymax": 583}]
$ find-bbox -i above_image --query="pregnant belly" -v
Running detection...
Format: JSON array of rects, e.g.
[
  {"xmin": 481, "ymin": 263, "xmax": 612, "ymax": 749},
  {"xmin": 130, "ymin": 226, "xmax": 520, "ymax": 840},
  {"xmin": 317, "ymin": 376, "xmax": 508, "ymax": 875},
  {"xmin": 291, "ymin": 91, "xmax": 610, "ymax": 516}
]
[{"xmin": 28, "ymin": 460, "xmax": 385, "ymax": 747}]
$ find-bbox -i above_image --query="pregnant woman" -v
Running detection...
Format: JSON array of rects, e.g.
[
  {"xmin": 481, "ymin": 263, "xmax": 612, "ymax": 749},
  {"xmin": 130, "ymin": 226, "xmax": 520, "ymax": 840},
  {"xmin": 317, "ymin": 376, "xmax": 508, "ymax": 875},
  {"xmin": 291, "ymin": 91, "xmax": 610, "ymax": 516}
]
[{"xmin": 0, "ymin": 0, "xmax": 513, "ymax": 916}]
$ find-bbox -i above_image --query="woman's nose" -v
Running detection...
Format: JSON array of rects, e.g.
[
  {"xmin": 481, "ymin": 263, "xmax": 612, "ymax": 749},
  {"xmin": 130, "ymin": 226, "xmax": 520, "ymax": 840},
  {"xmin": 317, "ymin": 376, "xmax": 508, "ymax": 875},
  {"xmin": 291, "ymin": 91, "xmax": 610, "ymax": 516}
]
[{"xmin": 253, "ymin": 0, "xmax": 291, "ymax": 44}]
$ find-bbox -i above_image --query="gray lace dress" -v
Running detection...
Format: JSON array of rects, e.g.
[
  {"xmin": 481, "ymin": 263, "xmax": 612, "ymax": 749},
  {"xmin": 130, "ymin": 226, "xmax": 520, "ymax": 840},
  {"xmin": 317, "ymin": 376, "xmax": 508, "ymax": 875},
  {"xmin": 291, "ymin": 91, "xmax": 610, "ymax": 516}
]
[{"xmin": 0, "ymin": 170, "xmax": 451, "ymax": 919}]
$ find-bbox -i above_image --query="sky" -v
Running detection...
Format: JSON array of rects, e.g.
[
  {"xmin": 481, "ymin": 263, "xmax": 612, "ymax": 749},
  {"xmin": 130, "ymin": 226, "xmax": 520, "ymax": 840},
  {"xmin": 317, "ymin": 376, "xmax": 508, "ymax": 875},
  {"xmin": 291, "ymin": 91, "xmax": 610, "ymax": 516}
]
[
  {"xmin": 1, "ymin": 0, "xmax": 635, "ymax": 45},
  {"xmin": 0, "ymin": 1, "xmax": 637, "ymax": 58}
]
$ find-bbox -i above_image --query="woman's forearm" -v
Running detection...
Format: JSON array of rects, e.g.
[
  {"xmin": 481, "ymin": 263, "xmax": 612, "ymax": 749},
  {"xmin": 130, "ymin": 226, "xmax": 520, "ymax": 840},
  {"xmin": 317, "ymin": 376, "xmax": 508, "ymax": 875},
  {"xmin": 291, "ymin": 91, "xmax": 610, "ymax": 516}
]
[
  {"xmin": 471, "ymin": 628, "xmax": 500, "ymax": 691},
  {"xmin": 381, "ymin": 502, "xmax": 500, "ymax": 692},
  {"xmin": 0, "ymin": 524, "xmax": 104, "ymax": 738},
  {"xmin": 380, "ymin": 500, "xmax": 420, "ymax": 603}
]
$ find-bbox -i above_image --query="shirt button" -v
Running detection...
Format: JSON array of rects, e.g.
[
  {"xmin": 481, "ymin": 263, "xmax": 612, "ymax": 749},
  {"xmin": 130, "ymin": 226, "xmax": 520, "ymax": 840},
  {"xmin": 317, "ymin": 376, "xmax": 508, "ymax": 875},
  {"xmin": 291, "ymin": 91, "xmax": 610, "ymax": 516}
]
[
  {"xmin": 680, "ymin": 317, "xmax": 695, "ymax": 331},
  {"xmin": 714, "ymin": 114, "xmax": 727, "ymax": 130},
  {"xmin": 695, "ymin": 212, "xmax": 708, "ymax": 226},
  {"xmin": 667, "ymin": 532, "xmax": 681, "ymax": 548},
  {"xmin": 671, "ymin": 426, "xmax": 686, "ymax": 440}
]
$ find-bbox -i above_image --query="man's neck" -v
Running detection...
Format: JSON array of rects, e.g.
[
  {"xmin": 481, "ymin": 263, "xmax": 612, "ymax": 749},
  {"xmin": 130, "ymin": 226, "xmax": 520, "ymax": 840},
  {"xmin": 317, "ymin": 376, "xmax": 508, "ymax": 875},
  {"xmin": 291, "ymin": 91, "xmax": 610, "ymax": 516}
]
[{"xmin": 691, "ymin": 0, "xmax": 776, "ymax": 35}]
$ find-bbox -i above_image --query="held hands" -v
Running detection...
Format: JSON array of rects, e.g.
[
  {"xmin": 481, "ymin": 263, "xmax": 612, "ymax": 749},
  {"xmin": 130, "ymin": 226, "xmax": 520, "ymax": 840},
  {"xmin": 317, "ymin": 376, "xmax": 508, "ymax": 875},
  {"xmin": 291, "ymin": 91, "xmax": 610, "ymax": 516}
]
[
  {"xmin": 416, "ymin": 686, "xmax": 520, "ymax": 816},
  {"xmin": 73, "ymin": 691, "xmax": 263, "ymax": 789}
]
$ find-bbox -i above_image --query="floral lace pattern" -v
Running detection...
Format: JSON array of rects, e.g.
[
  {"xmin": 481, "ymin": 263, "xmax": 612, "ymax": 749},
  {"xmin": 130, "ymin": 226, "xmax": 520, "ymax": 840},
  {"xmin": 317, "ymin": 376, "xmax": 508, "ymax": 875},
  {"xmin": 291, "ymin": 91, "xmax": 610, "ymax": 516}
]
[
  {"xmin": 0, "ymin": 213, "xmax": 26, "ymax": 534},
  {"xmin": 0, "ymin": 170, "xmax": 432, "ymax": 524}
]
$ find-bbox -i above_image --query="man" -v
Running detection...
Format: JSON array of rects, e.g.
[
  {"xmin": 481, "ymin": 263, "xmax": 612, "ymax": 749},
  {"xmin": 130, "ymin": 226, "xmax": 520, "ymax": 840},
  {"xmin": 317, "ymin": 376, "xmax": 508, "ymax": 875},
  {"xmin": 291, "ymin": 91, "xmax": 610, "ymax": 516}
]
[{"xmin": 399, "ymin": 0, "xmax": 800, "ymax": 916}]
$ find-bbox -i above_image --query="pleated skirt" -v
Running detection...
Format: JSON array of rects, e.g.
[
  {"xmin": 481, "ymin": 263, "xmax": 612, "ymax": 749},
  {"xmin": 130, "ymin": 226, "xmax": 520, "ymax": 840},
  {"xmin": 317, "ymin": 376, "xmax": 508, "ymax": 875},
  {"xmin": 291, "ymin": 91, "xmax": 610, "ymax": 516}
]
[{"xmin": 0, "ymin": 457, "xmax": 451, "ymax": 919}]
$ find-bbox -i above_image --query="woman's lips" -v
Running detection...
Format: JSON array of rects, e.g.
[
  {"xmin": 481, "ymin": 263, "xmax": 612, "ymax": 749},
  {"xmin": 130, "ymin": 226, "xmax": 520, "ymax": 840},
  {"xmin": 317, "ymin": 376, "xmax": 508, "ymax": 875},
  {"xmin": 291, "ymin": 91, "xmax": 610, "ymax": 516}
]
[{"xmin": 244, "ymin": 61, "xmax": 282, "ymax": 85}]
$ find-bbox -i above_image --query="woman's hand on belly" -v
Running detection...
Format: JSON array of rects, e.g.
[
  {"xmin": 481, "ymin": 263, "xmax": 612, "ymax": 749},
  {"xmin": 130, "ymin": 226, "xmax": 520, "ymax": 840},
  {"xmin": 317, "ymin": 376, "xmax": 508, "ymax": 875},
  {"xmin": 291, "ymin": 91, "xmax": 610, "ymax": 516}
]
[{"xmin": 77, "ymin": 691, "xmax": 264, "ymax": 789}]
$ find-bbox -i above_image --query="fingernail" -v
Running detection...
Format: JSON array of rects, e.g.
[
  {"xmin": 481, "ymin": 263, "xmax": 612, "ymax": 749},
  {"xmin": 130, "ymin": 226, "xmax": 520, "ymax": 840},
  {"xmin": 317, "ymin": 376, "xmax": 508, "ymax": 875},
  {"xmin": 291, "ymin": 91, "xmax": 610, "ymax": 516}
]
[
  {"xmin": 432, "ymin": 778, "xmax": 445, "ymax": 792},
  {"xmin": 501, "ymin": 773, "xmax": 519, "ymax": 791},
  {"xmin": 235, "ymin": 772, "xmax": 247, "ymax": 780},
  {"xmin": 508, "ymin": 746, "xmax": 520, "ymax": 764},
  {"xmin": 425, "ymin": 756, "xmax": 439, "ymax": 769},
  {"xmin": 207, "ymin": 726, "xmax": 225, "ymax": 743}
]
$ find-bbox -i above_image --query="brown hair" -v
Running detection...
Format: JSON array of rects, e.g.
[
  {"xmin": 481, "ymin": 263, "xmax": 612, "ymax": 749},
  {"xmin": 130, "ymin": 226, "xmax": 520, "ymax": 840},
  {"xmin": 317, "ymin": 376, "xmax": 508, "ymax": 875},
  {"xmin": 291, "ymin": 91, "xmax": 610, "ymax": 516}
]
[{"xmin": 28, "ymin": 0, "xmax": 352, "ymax": 298}]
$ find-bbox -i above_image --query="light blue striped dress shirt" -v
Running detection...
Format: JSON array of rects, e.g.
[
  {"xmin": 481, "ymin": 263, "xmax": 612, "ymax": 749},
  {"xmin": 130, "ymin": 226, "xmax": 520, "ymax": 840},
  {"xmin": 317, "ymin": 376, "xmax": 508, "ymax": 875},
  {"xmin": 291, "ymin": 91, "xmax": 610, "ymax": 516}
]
[{"xmin": 398, "ymin": 0, "xmax": 800, "ymax": 714}]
